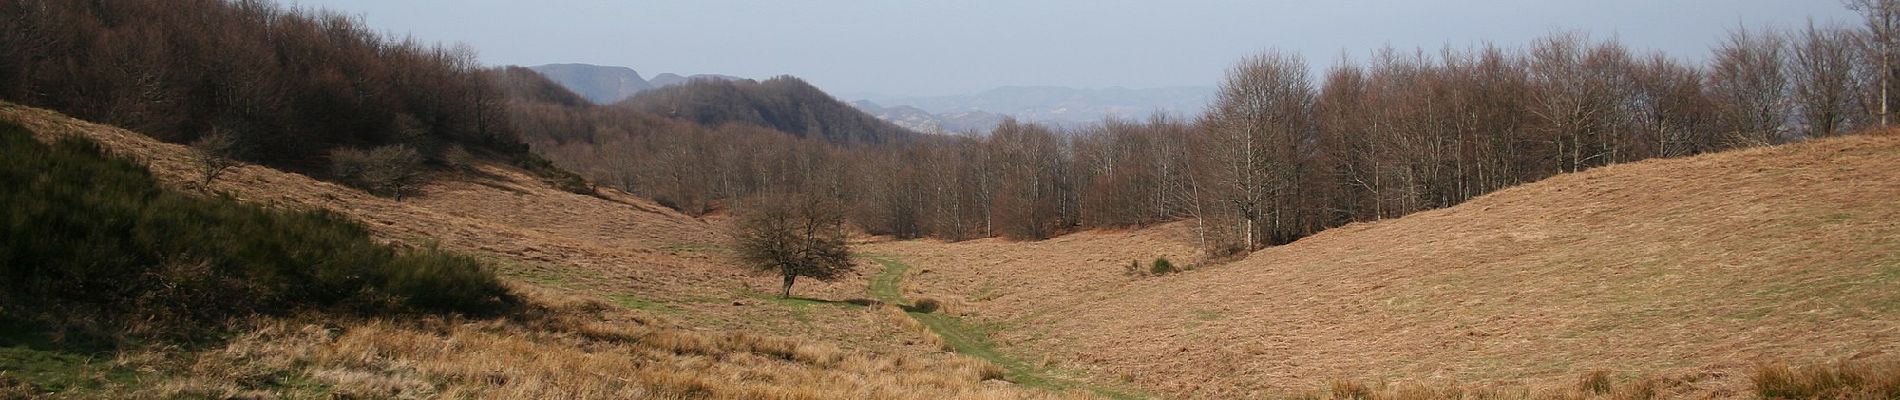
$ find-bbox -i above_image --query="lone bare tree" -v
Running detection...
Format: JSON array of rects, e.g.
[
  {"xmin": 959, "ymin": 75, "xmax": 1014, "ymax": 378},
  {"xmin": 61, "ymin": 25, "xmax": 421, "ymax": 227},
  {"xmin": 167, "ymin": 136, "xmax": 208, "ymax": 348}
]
[
  {"xmin": 734, "ymin": 192, "xmax": 855, "ymax": 298},
  {"xmin": 189, "ymin": 128, "xmax": 244, "ymax": 189}
]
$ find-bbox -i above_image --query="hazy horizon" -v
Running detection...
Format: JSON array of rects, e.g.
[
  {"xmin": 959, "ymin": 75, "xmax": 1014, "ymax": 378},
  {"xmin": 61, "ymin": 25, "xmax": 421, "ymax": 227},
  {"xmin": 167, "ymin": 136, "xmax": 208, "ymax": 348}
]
[{"xmin": 292, "ymin": 0, "xmax": 1860, "ymax": 98}]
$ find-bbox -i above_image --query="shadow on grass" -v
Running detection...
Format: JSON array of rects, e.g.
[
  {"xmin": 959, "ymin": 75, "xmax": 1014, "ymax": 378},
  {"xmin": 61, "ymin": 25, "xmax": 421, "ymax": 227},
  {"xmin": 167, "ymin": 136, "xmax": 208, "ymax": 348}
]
[{"xmin": 0, "ymin": 316, "xmax": 140, "ymax": 394}]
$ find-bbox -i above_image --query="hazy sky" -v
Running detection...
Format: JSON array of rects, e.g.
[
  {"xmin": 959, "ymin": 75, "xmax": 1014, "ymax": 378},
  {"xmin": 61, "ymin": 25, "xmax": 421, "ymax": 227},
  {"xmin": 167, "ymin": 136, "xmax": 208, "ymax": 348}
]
[{"xmin": 290, "ymin": 0, "xmax": 1860, "ymax": 97}]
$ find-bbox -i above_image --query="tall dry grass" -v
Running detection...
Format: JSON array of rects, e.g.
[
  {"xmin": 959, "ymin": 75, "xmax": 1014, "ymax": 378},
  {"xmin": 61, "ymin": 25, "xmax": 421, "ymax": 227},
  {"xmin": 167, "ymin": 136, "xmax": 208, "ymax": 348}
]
[
  {"xmin": 1300, "ymin": 359, "xmax": 1900, "ymax": 400},
  {"xmin": 1752, "ymin": 359, "xmax": 1900, "ymax": 399},
  {"xmin": 131, "ymin": 289, "xmax": 1051, "ymax": 400}
]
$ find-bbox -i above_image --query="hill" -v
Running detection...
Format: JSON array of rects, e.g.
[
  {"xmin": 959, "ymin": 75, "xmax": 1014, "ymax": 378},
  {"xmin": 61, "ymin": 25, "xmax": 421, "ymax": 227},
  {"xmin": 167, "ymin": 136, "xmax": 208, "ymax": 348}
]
[
  {"xmin": 622, "ymin": 76, "xmax": 921, "ymax": 146},
  {"xmin": 0, "ymin": 0, "xmax": 529, "ymax": 172},
  {"xmin": 527, "ymin": 63, "xmax": 656, "ymax": 105},
  {"xmin": 0, "ymin": 102, "xmax": 1057, "ymax": 399},
  {"xmin": 865, "ymin": 131, "xmax": 1900, "ymax": 397}
]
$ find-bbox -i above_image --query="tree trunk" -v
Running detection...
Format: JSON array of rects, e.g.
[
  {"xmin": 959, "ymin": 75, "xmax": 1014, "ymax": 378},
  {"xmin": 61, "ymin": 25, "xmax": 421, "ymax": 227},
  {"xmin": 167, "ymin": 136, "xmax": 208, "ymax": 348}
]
[{"xmin": 781, "ymin": 271, "xmax": 796, "ymax": 298}]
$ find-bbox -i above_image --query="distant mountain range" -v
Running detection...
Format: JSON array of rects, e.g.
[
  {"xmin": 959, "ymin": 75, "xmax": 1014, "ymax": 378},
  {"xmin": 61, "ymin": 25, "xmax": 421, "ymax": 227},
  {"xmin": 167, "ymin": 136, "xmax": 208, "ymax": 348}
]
[
  {"xmin": 847, "ymin": 101, "xmax": 1005, "ymax": 135},
  {"xmin": 851, "ymin": 85, "xmax": 1216, "ymax": 134},
  {"xmin": 528, "ymin": 63, "xmax": 1213, "ymax": 135},
  {"xmin": 527, "ymin": 63, "xmax": 742, "ymax": 105}
]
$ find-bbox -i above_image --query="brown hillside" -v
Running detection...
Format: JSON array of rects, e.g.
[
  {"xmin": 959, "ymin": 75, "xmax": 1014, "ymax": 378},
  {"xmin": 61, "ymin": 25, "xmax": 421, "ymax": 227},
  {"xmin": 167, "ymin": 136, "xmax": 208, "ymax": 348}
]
[
  {"xmin": 867, "ymin": 131, "xmax": 1900, "ymax": 397},
  {"xmin": 0, "ymin": 102, "xmax": 911, "ymax": 347},
  {"xmin": 0, "ymin": 102, "xmax": 1064, "ymax": 398}
]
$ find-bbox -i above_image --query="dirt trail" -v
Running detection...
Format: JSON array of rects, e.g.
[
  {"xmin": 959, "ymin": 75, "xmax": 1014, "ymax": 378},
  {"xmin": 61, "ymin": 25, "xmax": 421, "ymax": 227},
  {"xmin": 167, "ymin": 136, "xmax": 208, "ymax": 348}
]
[{"xmin": 869, "ymin": 131, "xmax": 1900, "ymax": 397}]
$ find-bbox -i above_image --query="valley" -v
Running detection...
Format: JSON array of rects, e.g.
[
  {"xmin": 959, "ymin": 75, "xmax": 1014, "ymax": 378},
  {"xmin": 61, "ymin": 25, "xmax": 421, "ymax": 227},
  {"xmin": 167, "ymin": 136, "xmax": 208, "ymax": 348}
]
[{"xmin": 4, "ymin": 1, "xmax": 1899, "ymax": 399}]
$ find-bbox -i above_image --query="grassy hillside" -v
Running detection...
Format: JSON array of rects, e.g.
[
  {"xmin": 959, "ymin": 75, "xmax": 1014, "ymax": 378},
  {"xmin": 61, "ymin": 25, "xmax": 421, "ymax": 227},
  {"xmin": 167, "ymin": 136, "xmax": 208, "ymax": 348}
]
[
  {"xmin": 0, "ymin": 118, "xmax": 510, "ymax": 328},
  {"xmin": 0, "ymin": 102, "xmax": 1070, "ymax": 398},
  {"xmin": 866, "ymin": 131, "xmax": 1900, "ymax": 397}
]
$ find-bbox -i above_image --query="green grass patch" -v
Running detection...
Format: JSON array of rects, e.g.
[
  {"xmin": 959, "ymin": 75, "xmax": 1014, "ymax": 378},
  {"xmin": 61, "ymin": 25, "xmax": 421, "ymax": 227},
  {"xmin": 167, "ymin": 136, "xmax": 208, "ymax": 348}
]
[
  {"xmin": 1193, "ymin": 310, "xmax": 1224, "ymax": 321},
  {"xmin": 968, "ymin": 281, "xmax": 1002, "ymax": 302},
  {"xmin": 0, "ymin": 318, "xmax": 137, "ymax": 394},
  {"xmin": 866, "ymin": 256, "xmax": 1146, "ymax": 399},
  {"xmin": 736, "ymin": 289, "xmax": 868, "ymax": 325}
]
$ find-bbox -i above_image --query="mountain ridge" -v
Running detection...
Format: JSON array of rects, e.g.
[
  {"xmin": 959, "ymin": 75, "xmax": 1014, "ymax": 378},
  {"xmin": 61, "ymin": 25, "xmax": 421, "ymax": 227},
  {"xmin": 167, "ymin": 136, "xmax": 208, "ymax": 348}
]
[{"xmin": 527, "ymin": 63, "xmax": 747, "ymax": 105}]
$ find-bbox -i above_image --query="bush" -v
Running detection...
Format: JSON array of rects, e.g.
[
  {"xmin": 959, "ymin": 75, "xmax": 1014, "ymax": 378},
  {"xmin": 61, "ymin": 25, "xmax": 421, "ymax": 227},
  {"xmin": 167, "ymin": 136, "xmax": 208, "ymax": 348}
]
[
  {"xmin": 331, "ymin": 145, "xmax": 426, "ymax": 199},
  {"xmin": 441, "ymin": 144, "xmax": 475, "ymax": 171},
  {"xmin": 910, "ymin": 298, "xmax": 943, "ymax": 314},
  {"xmin": 1150, "ymin": 257, "xmax": 1178, "ymax": 275},
  {"xmin": 189, "ymin": 128, "xmax": 244, "ymax": 188},
  {"xmin": 0, "ymin": 121, "xmax": 511, "ymax": 332}
]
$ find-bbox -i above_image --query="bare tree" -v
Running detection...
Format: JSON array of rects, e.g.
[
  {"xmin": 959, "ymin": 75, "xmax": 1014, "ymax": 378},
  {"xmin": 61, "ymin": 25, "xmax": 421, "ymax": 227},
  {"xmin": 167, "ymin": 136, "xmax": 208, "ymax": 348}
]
[
  {"xmin": 1709, "ymin": 27, "xmax": 1790, "ymax": 146},
  {"xmin": 733, "ymin": 192, "xmax": 854, "ymax": 298},
  {"xmin": 190, "ymin": 128, "xmax": 245, "ymax": 189},
  {"xmin": 1849, "ymin": 0, "xmax": 1899, "ymax": 125},
  {"xmin": 1202, "ymin": 50, "xmax": 1315, "ymax": 250},
  {"xmin": 1791, "ymin": 21, "xmax": 1865, "ymax": 137}
]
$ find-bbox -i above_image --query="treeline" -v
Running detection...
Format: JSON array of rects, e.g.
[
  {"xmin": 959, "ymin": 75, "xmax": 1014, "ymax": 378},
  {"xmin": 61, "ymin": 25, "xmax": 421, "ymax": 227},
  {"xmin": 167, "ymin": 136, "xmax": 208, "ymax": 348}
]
[
  {"xmin": 1192, "ymin": 23, "xmax": 1884, "ymax": 251},
  {"xmin": 0, "ymin": 0, "xmax": 520, "ymax": 172},
  {"xmin": 515, "ymin": 10, "xmax": 1894, "ymax": 255}
]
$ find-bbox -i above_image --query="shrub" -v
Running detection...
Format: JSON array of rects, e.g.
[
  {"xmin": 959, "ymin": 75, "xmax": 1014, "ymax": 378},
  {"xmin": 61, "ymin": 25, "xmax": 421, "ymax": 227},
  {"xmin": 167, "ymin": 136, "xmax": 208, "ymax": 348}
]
[
  {"xmin": 0, "ymin": 121, "xmax": 511, "ymax": 333},
  {"xmin": 1150, "ymin": 257, "xmax": 1178, "ymax": 275},
  {"xmin": 331, "ymin": 144, "xmax": 425, "ymax": 199},
  {"xmin": 189, "ymin": 128, "xmax": 244, "ymax": 188},
  {"xmin": 441, "ymin": 144, "xmax": 475, "ymax": 171},
  {"xmin": 911, "ymin": 298, "xmax": 943, "ymax": 314}
]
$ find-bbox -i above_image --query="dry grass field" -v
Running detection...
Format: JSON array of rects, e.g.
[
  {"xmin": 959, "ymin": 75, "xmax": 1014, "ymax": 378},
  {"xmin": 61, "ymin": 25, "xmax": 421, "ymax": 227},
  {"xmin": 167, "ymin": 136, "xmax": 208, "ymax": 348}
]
[
  {"xmin": 865, "ymin": 131, "xmax": 1900, "ymax": 398},
  {"xmin": 8, "ymin": 101, "xmax": 1900, "ymax": 399},
  {"xmin": 0, "ymin": 103, "xmax": 1058, "ymax": 399}
]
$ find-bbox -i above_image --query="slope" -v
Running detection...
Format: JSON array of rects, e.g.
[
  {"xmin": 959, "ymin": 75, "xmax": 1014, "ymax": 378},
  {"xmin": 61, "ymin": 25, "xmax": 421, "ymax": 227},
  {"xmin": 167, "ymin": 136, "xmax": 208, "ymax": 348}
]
[
  {"xmin": 621, "ymin": 76, "xmax": 920, "ymax": 146},
  {"xmin": 0, "ymin": 102, "xmax": 1059, "ymax": 398},
  {"xmin": 865, "ymin": 131, "xmax": 1900, "ymax": 397}
]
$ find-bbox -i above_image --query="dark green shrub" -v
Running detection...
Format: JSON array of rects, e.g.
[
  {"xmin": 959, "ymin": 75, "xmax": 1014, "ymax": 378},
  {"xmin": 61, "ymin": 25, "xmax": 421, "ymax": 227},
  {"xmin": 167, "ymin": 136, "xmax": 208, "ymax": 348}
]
[
  {"xmin": 1150, "ymin": 257, "xmax": 1177, "ymax": 275},
  {"xmin": 910, "ymin": 298, "xmax": 943, "ymax": 314},
  {"xmin": 0, "ymin": 121, "xmax": 511, "ymax": 330}
]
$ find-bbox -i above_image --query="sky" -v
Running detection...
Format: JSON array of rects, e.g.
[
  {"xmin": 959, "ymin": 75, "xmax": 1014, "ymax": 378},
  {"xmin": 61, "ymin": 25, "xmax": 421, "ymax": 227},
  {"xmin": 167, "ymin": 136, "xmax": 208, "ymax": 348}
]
[{"xmin": 290, "ymin": 0, "xmax": 1862, "ymax": 98}]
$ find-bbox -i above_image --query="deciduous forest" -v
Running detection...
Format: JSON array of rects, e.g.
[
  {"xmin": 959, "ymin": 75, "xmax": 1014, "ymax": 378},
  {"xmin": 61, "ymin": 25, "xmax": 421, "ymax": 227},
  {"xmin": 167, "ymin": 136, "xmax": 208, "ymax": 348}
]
[
  {"xmin": 4, "ymin": 0, "xmax": 1895, "ymax": 255},
  {"xmin": 509, "ymin": 15, "xmax": 1897, "ymax": 255}
]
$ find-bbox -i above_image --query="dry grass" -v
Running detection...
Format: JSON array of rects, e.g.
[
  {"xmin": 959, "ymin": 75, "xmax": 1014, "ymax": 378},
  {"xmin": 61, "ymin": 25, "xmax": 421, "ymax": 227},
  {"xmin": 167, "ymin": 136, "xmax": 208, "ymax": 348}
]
[
  {"xmin": 1297, "ymin": 360, "xmax": 1900, "ymax": 400},
  {"xmin": 874, "ymin": 304, "xmax": 951, "ymax": 351},
  {"xmin": 1752, "ymin": 359, "xmax": 1900, "ymax": 399},
  {"xmin": 867, "ymin": 131, "xmax": 1900, "ymax": 397},
  {"xmin": 1300, "ymin": 368, "xmax": 1723, "ymax": 400},
  {"xmin": 125, "ymin": 288, "xmax": 1052, "ymax": 399},
  {"xmin": 0, "ymin": 103, "xmax": 1030, "ymax": 397},
  {"xmin": 0, "ymin": 103, "xmax": 915, "ymax": 353}
]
